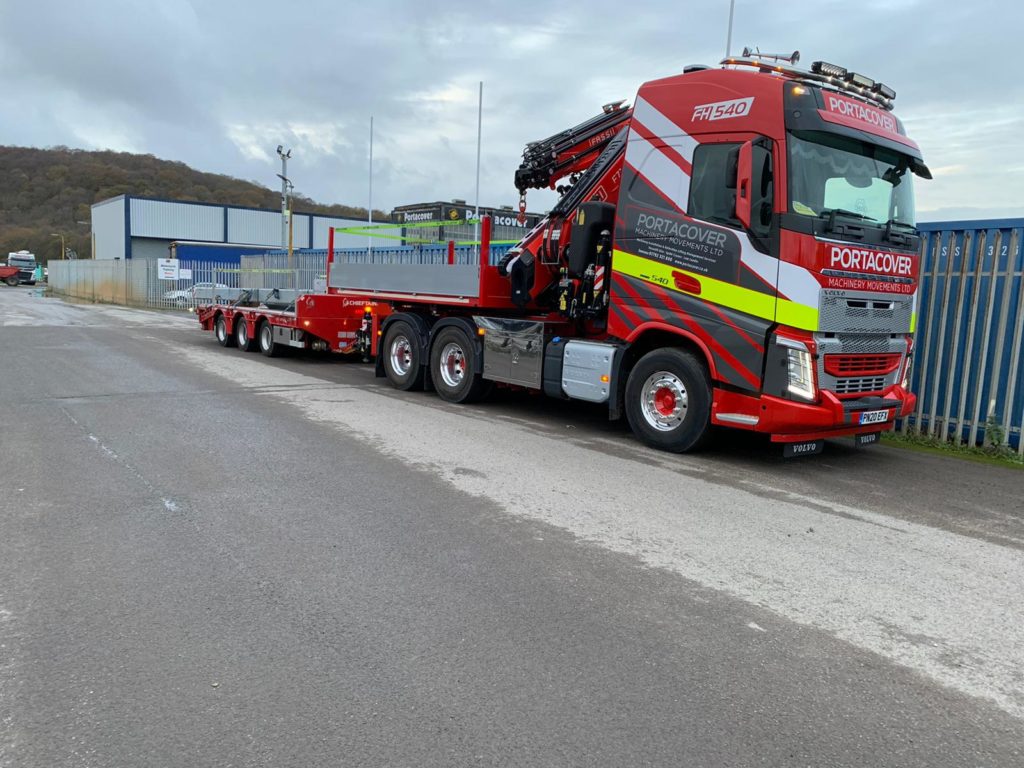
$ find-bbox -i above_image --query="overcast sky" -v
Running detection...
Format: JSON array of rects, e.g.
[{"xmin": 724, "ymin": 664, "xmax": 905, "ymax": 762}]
[{"xmin": 1, "ymin": 0, "xmax": 1021, "ymax": 222}]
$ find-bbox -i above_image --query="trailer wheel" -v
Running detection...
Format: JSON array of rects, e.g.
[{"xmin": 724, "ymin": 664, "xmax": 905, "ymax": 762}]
[
  {"xmin": 624, "ymin": 348, "xmax": 711, "ymax": 453},
  {"xmin": 258, "ymin": 320, "xmax": 282, "ymax": 358},
  {"xmin": 215, "ymin": 314, "xmax": 235, "ymax": 348},
  {"xmin": 382, "ymin": 321, "xmax": 425, "ymax": 391},
  {"xmin": 235, "ymin": 316, "xmax": 258, "ymax": 352},
  {"xmin": 4, "ymin": 276, "xmax": 17, "ymax": 287},
  {"xmin": 430, "ymin": 326, "xmax": 489, "ymax": 404}
]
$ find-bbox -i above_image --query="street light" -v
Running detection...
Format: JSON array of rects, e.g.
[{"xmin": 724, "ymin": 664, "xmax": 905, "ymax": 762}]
[
  {"xmin": 50, "ymin": 233, "xmax": 66, "ymax": 260},
  {"xmin": 276, "ymin": 146, "xmax": 292, "ymax": 248}
]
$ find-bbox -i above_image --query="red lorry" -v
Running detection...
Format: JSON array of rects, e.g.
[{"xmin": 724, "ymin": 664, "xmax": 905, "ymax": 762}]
[{"xmin": 201, "ymin": 51, "xmax": 929, "ymax": 456}]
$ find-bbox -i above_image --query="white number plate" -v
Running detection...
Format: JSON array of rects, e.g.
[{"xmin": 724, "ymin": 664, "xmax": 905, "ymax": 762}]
[{"xmin": 859, "ymin": 409, "xmax": 889, "ymax": 425}]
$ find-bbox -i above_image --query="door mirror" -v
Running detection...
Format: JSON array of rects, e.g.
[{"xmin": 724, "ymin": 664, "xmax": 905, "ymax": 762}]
[{"xmin": 734, "ymin": 140, "xmax": 753, "ymax": 230}]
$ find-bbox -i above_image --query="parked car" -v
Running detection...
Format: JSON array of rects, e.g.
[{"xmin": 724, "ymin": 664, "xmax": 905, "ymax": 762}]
[
  {"xmin": 162, "ymin": 282, "xmax": 241, "ymax": 307},
  {"xmin": 162, "ymin": 287, "xmax": 193, "ymax": 306},
  {"xmin": 191, "ymin": 282, "xmax": 242, "ymax": 304}
]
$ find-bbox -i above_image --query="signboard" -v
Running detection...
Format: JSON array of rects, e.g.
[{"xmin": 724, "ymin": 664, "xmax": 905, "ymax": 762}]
[
  {"xmin": 157, "ymin": 259, "xmax": 180, "ymax": 280},
  {"xmin": 179, "ymin": 268, "xmax": 193, "ymax": 280}
]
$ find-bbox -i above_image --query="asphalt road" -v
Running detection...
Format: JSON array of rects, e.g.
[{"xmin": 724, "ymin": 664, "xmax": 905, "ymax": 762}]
[{"xmin": 1, "ymin": 287, "xmax": 1023, "ymax": 767}]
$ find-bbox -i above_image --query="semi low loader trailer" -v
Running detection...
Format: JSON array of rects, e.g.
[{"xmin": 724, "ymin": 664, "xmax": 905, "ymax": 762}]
[{"xmin": 199, "ymin": 50, "xmax": 930, "ymax": 456}]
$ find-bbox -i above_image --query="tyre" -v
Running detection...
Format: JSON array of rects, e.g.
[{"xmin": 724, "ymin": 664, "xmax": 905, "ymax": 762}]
[
  {"xmin": 430, "ymin": 326, "xmax": 488, "ymax": 404},
  {"xmin": 624, "ymin": 348, "xmax": 711, "ymax": 453},
  {"xmin": 4, "ymin": 276, "xmax": 18, "ymax": 287},
  {"xmin": 258, "ymin": 320, "xmax": 283, "ymax": 358},
  {"xmin": 235, "ymin": 316, "xmax": 258, "ymax": 352},
  {"xmin": 382, "ymin": 321, "xmax": 425, "ymax": 391},
  {"xmin": 215, "ymin": 314, "xmax": 235, "ymax": 348}
]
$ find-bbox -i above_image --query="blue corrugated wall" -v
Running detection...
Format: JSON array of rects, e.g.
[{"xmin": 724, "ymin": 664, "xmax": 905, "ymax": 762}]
[{"xmin": 906, "ymin": 218, "xmax": 1024, "ymax": 450}]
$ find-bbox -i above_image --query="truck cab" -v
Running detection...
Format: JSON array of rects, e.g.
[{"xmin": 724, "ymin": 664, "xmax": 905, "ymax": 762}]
[
  {"xmin": 6, "ymin": 251, "xmax": 38, "ymax": 285},
  {"xmin": 595, "ymin": 55, "xmax": 929, "ymax": 452}
]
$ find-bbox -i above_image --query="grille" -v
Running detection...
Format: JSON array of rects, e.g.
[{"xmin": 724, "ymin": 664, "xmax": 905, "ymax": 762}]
[
  {"xmin": 834, "ymin": 376, "xmax": 887, "ymax": 395},
  {"xmin": 824, "ymin": 353, "xmax": 901, "ymax": 377}
]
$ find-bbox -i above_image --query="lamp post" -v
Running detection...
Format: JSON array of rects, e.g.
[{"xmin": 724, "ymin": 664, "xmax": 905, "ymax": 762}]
[
  {"xmin": 276, "ymin": 145, "xmax": 292, "ymax": 248},
  {"xmin": 50, "ymin": 233, "xmax": 66, "ymax": 260}
]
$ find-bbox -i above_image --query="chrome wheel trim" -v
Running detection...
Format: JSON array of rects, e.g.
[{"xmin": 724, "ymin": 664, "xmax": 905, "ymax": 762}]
[
  {"xmin": 438, "ymin": 342, "xmax": 466, "ymax": 388},
  {"xmin": 389, "ymin": 335, "xmax": 413, "ymax": 376},
  {"xmin": 640, "ymin": 371, "xmax": 688, "ymax": 431},
  {"xmin": 260, "ymin": 324, "xmax": 272, "ymax": 350}
]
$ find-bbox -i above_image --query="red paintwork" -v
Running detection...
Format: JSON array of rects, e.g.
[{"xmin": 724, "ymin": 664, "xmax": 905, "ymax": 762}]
[
  {"xmin": 711, "ymin": 385, "xmax": 916, "ymax": 442},
  {"xmin": 198, "ymin": 293, "xmax": 391, "ymax": 353},
  {"xmin": 201, "ymin": 62, "xmax": 924, "ymax": 450},
  {"xmin": 0, "ymin": 266, "xmax": 20, "ymax": 281}
]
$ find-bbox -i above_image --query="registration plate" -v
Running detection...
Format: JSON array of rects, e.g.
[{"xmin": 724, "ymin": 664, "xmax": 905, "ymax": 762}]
[{"xmin": 859, "ymin": 409, "xmax": 889, "ymax": 425}]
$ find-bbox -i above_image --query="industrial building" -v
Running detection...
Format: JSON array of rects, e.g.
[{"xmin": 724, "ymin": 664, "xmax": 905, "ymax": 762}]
[
  {"xmin": 91, "ymin": 195, "xmax": 545, "ymax": 262},
  {"xmin": 90, "ymin": 195, "xmax": 369, "ymax": 262},
  {"xmin": 392, "ymin": 200, "xmax": 543, "ymax": 245}
]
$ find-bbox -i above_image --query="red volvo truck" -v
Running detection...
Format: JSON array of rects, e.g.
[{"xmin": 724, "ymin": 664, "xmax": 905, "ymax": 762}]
[{"xmin": 203, "ymin": 51, "xmax": 931, "ymax": 456}]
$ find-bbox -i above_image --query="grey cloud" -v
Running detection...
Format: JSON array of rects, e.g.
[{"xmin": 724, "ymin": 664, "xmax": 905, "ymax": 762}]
[{"xmin": 0, "ymin": 0, "xmax": 1021, "ymax": 218}]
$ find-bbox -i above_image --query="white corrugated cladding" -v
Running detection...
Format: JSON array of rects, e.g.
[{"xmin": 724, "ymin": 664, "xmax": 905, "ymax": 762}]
[
  {"xmin": 312, "ymin": 217, "xmax": 371, "ymax": 249},
  {"xmin": 91, "ymin": 196, "xmax": 127, "ymax": 260},
  {"xmin": 130, "ymin": 198, "xmax": 224, "ymax": 241},
  {"xmin": 226, "ymin": 208, "xmax": 309, "ymax": 247}
]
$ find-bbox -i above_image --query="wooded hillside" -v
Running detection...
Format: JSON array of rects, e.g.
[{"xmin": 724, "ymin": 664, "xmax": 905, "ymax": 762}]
[{"xmin": 0, "ymin": 146, "xmax": 383, "ymax": 262}]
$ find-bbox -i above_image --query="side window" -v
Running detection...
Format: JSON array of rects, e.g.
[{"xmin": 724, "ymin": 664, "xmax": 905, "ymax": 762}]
[{"xmin": 687, "ymin": 143, "xmax": 740, "ymax": 227}]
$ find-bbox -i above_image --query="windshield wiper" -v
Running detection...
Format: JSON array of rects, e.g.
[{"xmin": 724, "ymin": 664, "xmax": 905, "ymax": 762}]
[
  {"xmin": 820, "ymin": 208, "xmax": 873, "ymax": 237},
  {"xmin": 821, "ymin": 208, "xmax": 871, "ymax": 222},
  {"xmin": 883, "ymin": 219, "xmax": 917, "ymax": 247}
]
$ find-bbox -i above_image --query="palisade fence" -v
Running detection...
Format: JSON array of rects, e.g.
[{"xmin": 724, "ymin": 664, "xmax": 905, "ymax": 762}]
[
  {"xmin": 901, "ymin": 219, "xmax": 1024, "ymax": 452},
  {"xmin": 47, "ymin": 258, "xmax": 323, "ymax": 311}
]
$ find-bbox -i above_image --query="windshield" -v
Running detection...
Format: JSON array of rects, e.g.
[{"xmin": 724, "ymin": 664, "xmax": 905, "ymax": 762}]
[{"xmin": 787, "ymin": 131, "xmax": 916, "ymax": 226}]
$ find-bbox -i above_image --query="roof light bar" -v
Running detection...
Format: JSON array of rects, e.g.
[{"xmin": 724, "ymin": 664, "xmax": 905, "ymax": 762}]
[
  {"xmin": 722, "ymin": 56, "xmax": 896, "ymax": 110},
  {"xmin": 873, "ymin": 82, "xmax": 897, "ymax": 100},
  {"xmin": 845, "ymin": 71, "xmax": 875, "ymax": 89},
  {"xmin": 811, "ymin": 61, "xmax": 847, "ymax": 79}
]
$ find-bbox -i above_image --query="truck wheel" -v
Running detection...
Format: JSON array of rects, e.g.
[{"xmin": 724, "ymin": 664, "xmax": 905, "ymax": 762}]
[
  {"xmin": 235, "ymin": 317, "xmax": 258, "ymax": 352},
  {"xmin": 4, "ymin": 276, "xmax": 17, "ymax": 287},
  {"xmin": 430, "ymin": 326, "xmax": 488, "ymax": 404},
  {"xmin": 624, "ymin": 348, "xmax": 711, "ymax": 453},
  {"xmin": 215, "ymin": 314, "xmax": 235, "ymax": 348},
  {"xmin": 382, "ymin": 321, "xmax": 425, "ymax": 391},
  {"xmin": 258, "ymin": 321, "xmax": 282, "ymax": 358}
]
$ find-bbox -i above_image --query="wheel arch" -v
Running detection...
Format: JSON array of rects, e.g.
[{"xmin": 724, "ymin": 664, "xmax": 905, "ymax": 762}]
[{"xmin": 611, "ymin": 323, "xmax": 715, "ymax": 420}]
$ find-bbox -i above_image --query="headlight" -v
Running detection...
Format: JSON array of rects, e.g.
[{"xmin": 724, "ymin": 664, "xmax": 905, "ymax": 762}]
[
  {"xmin": 776, "ymin": 336, "xmax": 816, "ymax": 401},
  {"xmin": 786, "ymin": 347, "xmax": 816, "ymax": 401},
  {"xmin": 901, "ymin": 355, "xmax": 912, "ymax": 389}
]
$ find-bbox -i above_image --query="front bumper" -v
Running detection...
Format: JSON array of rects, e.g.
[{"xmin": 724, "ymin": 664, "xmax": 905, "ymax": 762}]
[{"xmin": 712, "ymin": 385, "xmax": 916, "ymax": 443}]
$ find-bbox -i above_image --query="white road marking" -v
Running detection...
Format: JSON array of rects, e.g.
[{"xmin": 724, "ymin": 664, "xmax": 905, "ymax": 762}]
[{"xmin": 170, "ymin": 342, "xmax": 1024, "ymax": 718}]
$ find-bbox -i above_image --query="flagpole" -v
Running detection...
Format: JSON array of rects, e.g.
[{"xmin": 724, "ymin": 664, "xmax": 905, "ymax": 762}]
[
  {"xmin": 474, "ymin": 81, "xmax": 483, "ymax": 261},
  {"xmin": 368, "ymin": 116, "xmax": 374, "ymax": 255},
  {"xmin": 725, "ymin": 0, "xmax": 735, "ymax": 57}
]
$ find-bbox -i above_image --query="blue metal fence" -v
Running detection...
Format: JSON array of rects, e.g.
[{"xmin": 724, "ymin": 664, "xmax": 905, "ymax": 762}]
[
  {"xmin": 262, "ymin": 243, "xmax": 515, "ymax": 266},
  {"xmin": 904, "ymin": 218, "xmax": 1024, "ymax": 452}
]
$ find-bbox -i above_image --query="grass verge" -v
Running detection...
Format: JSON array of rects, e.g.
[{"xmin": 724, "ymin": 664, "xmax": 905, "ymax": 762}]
[{"xmin": 882, "ymin": 431, "xmax": 1024, "ymax": 469}]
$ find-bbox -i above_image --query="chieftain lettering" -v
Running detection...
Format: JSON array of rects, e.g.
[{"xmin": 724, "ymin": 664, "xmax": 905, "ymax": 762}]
[{"xmin": 829, "ymin": 245, "xmax": 913, "ymax": 276}]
